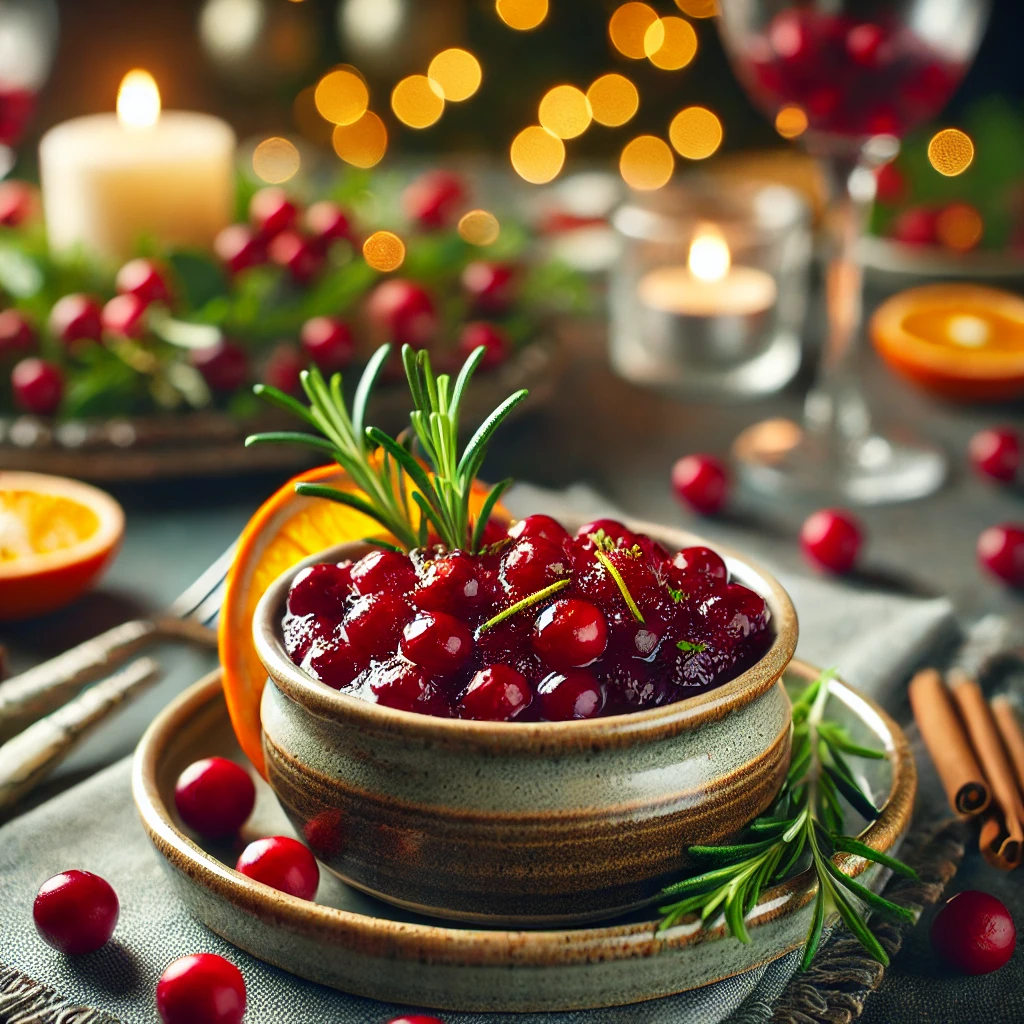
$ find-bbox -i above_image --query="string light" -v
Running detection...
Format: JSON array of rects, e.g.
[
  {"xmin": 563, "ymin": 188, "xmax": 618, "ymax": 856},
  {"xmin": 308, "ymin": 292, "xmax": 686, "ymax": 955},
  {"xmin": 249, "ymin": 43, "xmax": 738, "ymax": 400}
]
[
  {"xmin": 620, "ymin": 135, "xmax": 674, "ymax": 190},
  {"xmin": 586, "ymin": 73, "xmax": 639, "ymax": 127},
  {"xmin": 363, "ymin": 230, "xmax": 406, "ymax": 271},
  {"xmin": 936, "ymin": 203, "xmax": 983, "ymax": 251},
  {"xmin": 458, "ymin": 209, "xmax": 501, "ymax": 246},
  {"xmin": 538, "ymin": 85, "xmax": 592, "ymax": 140},
  {"xmin": 609, "ymin": 3, "xmax": 659, "ymax": 60},
  {"xmin": 314, "ymin": 68, "xmax": 369, "ymax": 126},
  {"xmin": 495, "ymin": 0, "xmax": 548, "ymax": 31},
  {"xmin": 928, "ymin": 128, "xmax": 974, "ymax": 176},
  {"xmin": 252, "ymin": 137, "xmax": 301, "ymax": 183},
  {"xmin": 510, "ymin": 125, "xmax": 565, "ymax": 184},
  {"xmin": 391, "ymin": 74, "xmax": 445, "ymax": 128},
  {"xmin": 332, "ymin": 110, "xmax": 388, "ymax": 168},
  {"xmin": 428, "ymin": 48, "xmax": 482, "ymax": 102},
  {"xmin": 643, "ymin": 16, "xmax": 698, "ymax": 70},
  {"xmin": 669, "ymin": 106, "xmax": 723, "ymax": 160},
  {"xmin": 775, "ymin": 105, "xmax": 808, "ymax": 140}
]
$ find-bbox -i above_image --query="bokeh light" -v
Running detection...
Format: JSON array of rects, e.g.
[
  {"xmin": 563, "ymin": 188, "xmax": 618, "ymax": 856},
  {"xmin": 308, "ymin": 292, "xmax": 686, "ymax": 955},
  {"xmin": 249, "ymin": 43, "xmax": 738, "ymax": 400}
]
[
  {"xmin": 391, "ymin": 74, "xmax": 445, "ymax": 128},
  {"xmin": 643, "ymin": 16, "xmax": 698, "ymax": 70},
  {"xmin": 363, "ymin": 230, "xmax": 406, "ymax": 271},
  {"xmin": 774, "ymin": 105, "xmax": 808, "ymax": 140},
  {"xmin": 674, "ymin": 0, "xmax": 717, "ymax": 16},
  {"xmin": 428, "ymin": 48, "xmax": 482, "ymax": 102},
  {"xmin": 669, "ymin": 106, "xmax": 723, "ymax": 160},
  {"xmin": 936, "ymin": 203, "xmax": 983, "ymax": 252},
  {"xmin": 315, "ymin": 68, "xmax": 369, "ymax": 126},
  {"xmin": 332, "ymin": 110, "xmax": 388, "ymax": 168},
  {"xmin": 538, "ymin": 85, "xmax": 592, "ymax": 140},
  {"xmin": 609, "ymin": 3, "xmax": 659, "ymax": 60},
  {"xmin": 496, "ymin": 0, "xmax": 548, "ymax": 31},
  {"xmin": 252, "ymin": 137, "xmax": 301, "ymax": 183},
  {"xmin": 292, "ymin": 85, "xmax": 334, "ymax": 145},
  {"xmin": 620, "ymin": 135, "xmax": 675, "ymax": 190},
  {"xmin": 928, "ymin": 128, "xmax": 974, "ymax": 176},
  {"xmin": 586, "ymin": 73, "xmax": 639, "ymax": 127},
  {"xmin": 510, "ymin": 125, "xmax": 566, "ymax": 184},
  {"xmin": 458, "ymin": 209, "xmax": 501, "ymax": 246}
]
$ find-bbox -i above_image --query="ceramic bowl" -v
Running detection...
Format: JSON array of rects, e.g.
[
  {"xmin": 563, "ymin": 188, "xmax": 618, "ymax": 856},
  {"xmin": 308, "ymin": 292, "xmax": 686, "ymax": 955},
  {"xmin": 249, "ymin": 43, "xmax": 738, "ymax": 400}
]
[{"xmin": 253, "ymin": 518, "xmax": 798, "ymax": 927}]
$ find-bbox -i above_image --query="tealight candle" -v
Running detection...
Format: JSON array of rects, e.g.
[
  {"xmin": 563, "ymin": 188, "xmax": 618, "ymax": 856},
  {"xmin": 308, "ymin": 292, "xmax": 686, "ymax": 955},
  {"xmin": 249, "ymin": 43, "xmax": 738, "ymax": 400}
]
[{"xmin": 40, "ymin": 70, "xmax": 236, "ymax": 262}]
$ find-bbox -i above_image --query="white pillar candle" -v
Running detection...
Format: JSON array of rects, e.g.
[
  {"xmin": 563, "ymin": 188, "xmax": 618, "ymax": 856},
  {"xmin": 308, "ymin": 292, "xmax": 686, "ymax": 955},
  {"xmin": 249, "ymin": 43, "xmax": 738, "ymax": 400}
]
[{"xmin": 39, "ymin": 70, "xmax": 236, "ymax": 263}]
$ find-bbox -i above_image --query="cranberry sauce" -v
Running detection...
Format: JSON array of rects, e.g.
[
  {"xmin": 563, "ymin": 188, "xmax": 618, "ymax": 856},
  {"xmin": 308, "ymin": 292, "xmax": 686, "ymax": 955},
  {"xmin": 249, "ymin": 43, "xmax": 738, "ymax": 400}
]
[{"xmin": 280, "ymin": 517, "xmax": 774, "ymax": 722}]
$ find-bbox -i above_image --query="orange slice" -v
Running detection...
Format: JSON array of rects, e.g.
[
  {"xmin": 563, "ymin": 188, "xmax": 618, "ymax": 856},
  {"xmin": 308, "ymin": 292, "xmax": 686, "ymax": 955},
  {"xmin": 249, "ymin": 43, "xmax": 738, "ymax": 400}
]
[
  {"xmin": 871, "ymin": 284, "xmax": 1024, "ymax": 402},
  {"xmin": 0, "ymin": 472, "xmax": 124, "ymax": 620},
  {"xmin": 219, "ymin": 463, "xmax": 500, "ymax": 776}
]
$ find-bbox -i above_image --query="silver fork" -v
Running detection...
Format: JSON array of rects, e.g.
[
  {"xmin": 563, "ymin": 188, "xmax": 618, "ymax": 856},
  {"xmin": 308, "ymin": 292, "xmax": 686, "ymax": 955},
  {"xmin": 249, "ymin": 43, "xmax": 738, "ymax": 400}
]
[{"xmin": 0, "ymin": 541, "xmax": 236, "ymax": 743}]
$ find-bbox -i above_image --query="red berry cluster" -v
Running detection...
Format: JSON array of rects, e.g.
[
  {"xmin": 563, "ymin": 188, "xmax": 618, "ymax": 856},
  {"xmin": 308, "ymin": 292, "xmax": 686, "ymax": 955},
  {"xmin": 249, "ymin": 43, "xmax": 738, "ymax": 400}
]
[{"xmin": 282, "ymin": 515, "xmax": 774, "ymax": 721}]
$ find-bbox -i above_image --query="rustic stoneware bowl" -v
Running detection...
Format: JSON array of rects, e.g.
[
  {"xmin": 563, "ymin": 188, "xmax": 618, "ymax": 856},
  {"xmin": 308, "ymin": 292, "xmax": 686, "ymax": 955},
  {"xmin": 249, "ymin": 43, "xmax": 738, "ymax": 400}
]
[{"xmin": 252, "ymin": 518, "xmax": 798, "ymax": 927}]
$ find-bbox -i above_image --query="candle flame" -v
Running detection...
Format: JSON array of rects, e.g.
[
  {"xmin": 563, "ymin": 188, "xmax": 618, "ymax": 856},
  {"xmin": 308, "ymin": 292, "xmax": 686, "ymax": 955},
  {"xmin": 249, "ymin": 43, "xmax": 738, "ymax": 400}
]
[
  {"xmin": 688, "ymin": 223, "xmax": 730, "ymax": 283},
  {"xmin": 117, "ymin": 70, "xmax": 161, "ymax": 129}
]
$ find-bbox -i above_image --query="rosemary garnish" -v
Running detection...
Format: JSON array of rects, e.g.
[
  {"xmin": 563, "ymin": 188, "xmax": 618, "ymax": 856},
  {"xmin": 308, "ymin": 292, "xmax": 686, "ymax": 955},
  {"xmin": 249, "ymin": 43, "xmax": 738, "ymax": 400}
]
[
  {"xmin": 478, "ymin": 578, "xmax": 571, "ymax": 633},
  {"xmin": 658, "ymin": 669, "xmax": 918, "ymax": 970},
  {"xmin": 594, "ymin": 549, "xmax": 645, "ymax": 623},
  {"xmin": 246, "ymin": 343, "xmax": 527, "ymax": 554}
]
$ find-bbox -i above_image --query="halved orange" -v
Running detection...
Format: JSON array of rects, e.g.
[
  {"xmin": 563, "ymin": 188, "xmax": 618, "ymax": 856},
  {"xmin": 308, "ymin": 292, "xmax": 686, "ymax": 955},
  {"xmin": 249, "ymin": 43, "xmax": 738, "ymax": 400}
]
[
  {"xmin": 219, "ymin": 463, "xmax": 500, "ymax": 776},
  {"xmin": 871, "ymin": 284, "xmax": 1024, "ymax": 402},
  {"xmin": 0, "ymin": 471, "xmax": 124, "ymax": 620}
]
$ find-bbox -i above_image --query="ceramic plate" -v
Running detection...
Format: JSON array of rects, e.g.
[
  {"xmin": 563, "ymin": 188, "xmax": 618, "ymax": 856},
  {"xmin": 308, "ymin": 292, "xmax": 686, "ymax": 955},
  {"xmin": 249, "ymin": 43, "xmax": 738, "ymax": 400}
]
[{"xmin": 132, "ymin": 660, "xmax": 915, "ymax": 1013}]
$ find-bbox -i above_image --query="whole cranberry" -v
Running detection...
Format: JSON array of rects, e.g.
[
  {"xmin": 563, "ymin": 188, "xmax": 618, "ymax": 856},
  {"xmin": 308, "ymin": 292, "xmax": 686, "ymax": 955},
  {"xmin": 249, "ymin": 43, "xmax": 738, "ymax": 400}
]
[
  {"xmin": 386, "ymin": 1017, "xmax": 448, "ymax": 1024},
  {"xmin": 190, "ymin": 340, "xmax": 249, "ymax": 393},
  {"xmin": 366, "ymin": 279, "xmax": 437, "ymax": 348},
  {"xmin": 970, "ymin": 428, "xmax": 1020, "ymax": 484},
  {"xmin": 413, "ymin": 551, "xmax": 485, "ymax": 615},
  {"xmin": 508, "ymin": 514, "xmax": 572, "ymax": 548},
  {"xmin": 301, "ymin": 316, "xmax": 354, "ymax": 373},
  {"xmin": 891, "ymin": 206, "xmax": 939, "ymax": 247},
  {"xmin": 12, "ymin": 358, "xmax": 62, "ymax": 415},
  {"xmin": 459, "ymin": 321, "xmax": 510, "ymax": 370},
  {"xmin": 102, "ymin": 293, "xmax": 150, "ymax": 339},
  {"xmin": 287, "ymin": 562, "xmax": 352, "ymax": 617},
  {"xmin": 671, "ymin": 454, "xmax": 729, "ymax": 516},
  {"xmin": 401, "ymin": 611, "xmax": 473, "ymax": 675},
  {"xmin": 350, "ymin": 549, "xmax": 417, "ymax": 596},
  {"xmin": 403, "ymin": 169, "xmax": 467, "ymax": 230},
  {"xmin": 285, "ymin": 613, "xmax": 333, "ymax": 663},
  {"xmin": 344, "ymin": 591, "xmax": 413, "ymax": 660},
  {"xmin": 369, "ymin": 658, "xmax": 450, "ymax": 715},
  {"xmin": 978, "ymin": 524, "xmax": 1024, "ymax": 587},
  {"xmin": 305, "ymin": 200, "xmax": 352, "ymax": 245},
  {"xmin": 0, "ymin": 179, "xmax": 39, "ymax": 226},
  {"xmin": 874, "ymin": 163, "xmax": 907, "ymax": 205},
  {"xmin": 500, "ymin": 536, "xmax": 572, "ymax": 600},
  {"xmin": 303, "ymin": 627, "xmax": 363, "ymax": 689},
  {"xmin": 532, "ymin": 598, "xmax": 607, "ymax": 671},
  {"xmin": 156, "ymin": 953, "xmax": 246, "ymax": 1024},
  {"xmin": 269, "ymin": 230, "xmax": 325, "ymax": 285},
  {"xmin": 459, "ymin": 665, "xmax": 533, "ymax": 721},
  {"xmin": 263, "ymin": 344, "xmax": 304, "ymax": 394},
  {"xmin": 174, "ymin": 757, "xmax": 255, "ymax": 838},
  {"xmin": 49, "ymin": 294, "xmax": 102, "ymax": 349},
  {"xmin": 537, "ymin": 669, "xmax": 605, "ymax": 721},
  {"xmin": 575, "ymin": 519, "xmax": 637, "ymax": 553},
  {"xmin": 250, "ymin": 186, "xmax": 297, "ymax": 238},
  {"xmin": 800, "ymin": 508, "xmax": 864, "ymax": 574},
  {"xmin": 931, "ymin": 891, "xmax": 1016, "ymax": 975},
  {"xmin": 33, "ymin": 870, "xmax": 119, "ymax": 955},
  {"xmin": 116, "ymin": 257, "xmax": 171, "ymax": 304},
  {"xmin": 214, "ymin": 223, "xmax": 267, "ymax": 274},
  {"xmin": 0, "ymin": 309, "xmax": 36, "ymax": 356},
  {"xmin": 672, "ymin": 545, "xmax": 727, "ymax": 581},
  {"xmin": 235, "ymin": 836, "xmax": 320, "ymax": 900},
  {"xmin": 462, "ymin": 261, "xmax": 517, "ymax": 315},
  {"xmin": 705, "ymin": 583, "xmax": 771, "ymax": 641}
]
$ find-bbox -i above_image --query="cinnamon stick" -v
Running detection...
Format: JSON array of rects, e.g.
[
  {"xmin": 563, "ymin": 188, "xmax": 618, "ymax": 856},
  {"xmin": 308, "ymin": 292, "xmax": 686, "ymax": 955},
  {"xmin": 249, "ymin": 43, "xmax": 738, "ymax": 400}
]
[
  {"xmin": 991, "ymin": 696, "xmax": 1024, "ymax": 800},
  {"xmin": 909, "ymin": 669, "xmax": 990, "ymax": 818},
  {"xmin": 948, "ymin": 669, "xmax": 1024, "ymax": 868},
  {"xmin": 979, "ymin": 813, "xmax": 1014, "ymax": 871}
]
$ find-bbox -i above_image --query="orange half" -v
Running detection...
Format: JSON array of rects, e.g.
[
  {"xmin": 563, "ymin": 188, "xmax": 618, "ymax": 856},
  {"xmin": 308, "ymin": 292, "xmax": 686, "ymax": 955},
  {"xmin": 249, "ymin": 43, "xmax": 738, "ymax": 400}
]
[
  {"xmin": 0, "ymin": 471, "xmax": 124, "ymax": 619},
  {"xmin": 871, "ymin": 284, "xmax": 1024, "ymax": 402}
]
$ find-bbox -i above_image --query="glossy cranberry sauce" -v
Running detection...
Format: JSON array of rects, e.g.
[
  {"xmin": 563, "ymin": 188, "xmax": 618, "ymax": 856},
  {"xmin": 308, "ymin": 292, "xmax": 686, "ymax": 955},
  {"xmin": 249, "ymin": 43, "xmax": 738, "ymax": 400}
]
[{"xmin": 280, "ymin": 516, "xmax": 774, "ymax": 722}]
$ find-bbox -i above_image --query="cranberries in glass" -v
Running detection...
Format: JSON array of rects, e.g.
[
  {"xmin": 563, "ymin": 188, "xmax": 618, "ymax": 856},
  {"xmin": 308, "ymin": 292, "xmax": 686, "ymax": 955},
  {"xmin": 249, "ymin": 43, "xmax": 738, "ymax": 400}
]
[{"xmin": 33, "ymin": 870, "xmax": 119, "ymax": 955}]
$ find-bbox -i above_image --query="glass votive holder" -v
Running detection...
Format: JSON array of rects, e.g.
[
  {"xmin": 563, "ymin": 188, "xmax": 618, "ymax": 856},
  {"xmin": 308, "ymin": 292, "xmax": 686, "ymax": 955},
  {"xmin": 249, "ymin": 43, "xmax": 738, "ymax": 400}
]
[{"xmin": 609, "ymin": 176, "xmax": 811, "ymax": 399}]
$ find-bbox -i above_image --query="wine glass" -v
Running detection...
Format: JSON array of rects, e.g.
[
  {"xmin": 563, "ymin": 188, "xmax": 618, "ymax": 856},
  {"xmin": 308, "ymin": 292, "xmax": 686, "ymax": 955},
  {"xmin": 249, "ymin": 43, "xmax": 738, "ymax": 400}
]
[{"xmin": 717, "ymin": 0, "xmax": 990, "ymax": 504}]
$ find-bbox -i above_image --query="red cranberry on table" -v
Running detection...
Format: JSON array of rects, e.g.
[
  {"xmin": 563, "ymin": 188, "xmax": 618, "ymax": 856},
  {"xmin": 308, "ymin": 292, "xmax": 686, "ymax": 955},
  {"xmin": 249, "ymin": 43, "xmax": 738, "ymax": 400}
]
[
  {"xmin": 235, "ymin": 836, "xmax": 320, "ymax": 900},
  {"xmin": 459, "ymin": 321, "xmax": 510, "ymax": 369},
  {"xmin": 462, "ymin": 261, "xmax": 517, "ymax": 315},
  {"xmin": 978, "ymin": 524, "xmax": 1024, "ymax": 588},
  {"xmin": 249, "ymin": 186, "xmax": 297, "ymax": 238},
  {"xmin": 33, "ymin": 869, "xmax": 119, "ymax": 955},
  {"xmin": 300, "ymin": 316, "xmax": 354, "ymax": 373},
  {"xmin": 671, "ymin": 454, "xmax": 729, "ymax": 516},
  {"xmin": 12, "ymin": 358, "xmax": 63, "ymax": 416},
  {"xmin": 156, "ymin": 953, "xmax": 246, "ymax": 1024},
  {"xmin": 116, "ymin": 258, "xmax": 171, "ymax": 304},
  {"xmin": 931, "ymin": 890, "xmax": 1016, "ymax": 975},
  {"xmin": 190, "ymin": 340, "xmax": 249, "ymax": 393},
  {"xmin": 800, "ymin": 508, "xmax": 864, "ymax": 574},
  {"xmin": 174, "ymin": 757, "xmax": 255, "ymax": 838},
  {"xmin": 263, "ymin": 344, "xmax": 304, "ymax": 394},
  {"xmin": 0, "ymin": 180, "xmax": 39, "ymax": 226},
  {"xmin": 49, "ymin": 294, "xmax": 102, "ymax": 349},
  {"xmin": 970, "ymin": 428, "xmax": 1020, "ymax": 484},
  {"xmin": 459, "ymin": 665, "xmax": 533, "ymax": 721},
  {"xmin": 532, "ymin": 598, "xmax": 607, "ymax": 671},
  {"xmin": 102, "ymin": 293, "xmax": 150, "ymax": 339},
  {"xmin": 537, "ymin": 669, "xmax": 605, "ymax": 720},
  {"xmin": 403, "ymin": 169, "xmax": 467, "ymax": 230},
  {"xmin": 400, "ymin": 612, "xmax": 473, "ymax": 676},
  {"xmin": 269, "ymin": 230, "xmax": 325, "ymax": 285},
  {"xmin": 214, "ymin": 224, "xmax": 267, "ymax": 275},
  {"xmin": 366, "ymin": 279, "xmax": 437, "ymax": 348},
  {"xmin": 305, "ymin": 200, "xmax": 352, "ymax": 245},
  {"xmin": 0, "ymin": 309, "xmax": 36, "ymax": 355}
]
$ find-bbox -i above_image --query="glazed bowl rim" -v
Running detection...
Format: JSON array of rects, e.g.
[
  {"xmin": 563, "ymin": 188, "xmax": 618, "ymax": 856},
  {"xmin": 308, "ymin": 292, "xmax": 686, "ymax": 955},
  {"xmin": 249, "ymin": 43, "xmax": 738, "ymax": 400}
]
[{"xmin": 253, "ymin": 515, "xmax": 798, "ymax": 747}]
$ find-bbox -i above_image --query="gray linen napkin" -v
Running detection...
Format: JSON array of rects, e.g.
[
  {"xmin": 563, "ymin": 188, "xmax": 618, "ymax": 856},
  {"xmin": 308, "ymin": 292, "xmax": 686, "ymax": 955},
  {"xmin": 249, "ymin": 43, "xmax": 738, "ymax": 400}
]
[{"xmin": 0, "ymin": 486, "xmax": 953, "ymax": 1024}]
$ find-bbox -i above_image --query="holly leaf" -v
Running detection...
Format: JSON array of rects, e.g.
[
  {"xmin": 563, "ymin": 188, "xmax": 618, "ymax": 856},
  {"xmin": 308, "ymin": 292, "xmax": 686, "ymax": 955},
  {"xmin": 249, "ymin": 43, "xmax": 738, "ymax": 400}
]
[{"xmin": 167, "ymin": 250, "xmax": 230, "ymax": 309}]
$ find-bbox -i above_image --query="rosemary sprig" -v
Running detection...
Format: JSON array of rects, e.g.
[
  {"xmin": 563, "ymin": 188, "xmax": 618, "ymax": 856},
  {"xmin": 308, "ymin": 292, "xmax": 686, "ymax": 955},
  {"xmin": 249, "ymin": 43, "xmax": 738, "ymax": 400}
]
[
  {"xmin": 478, "ymin": 578, "xmax": 571, "ymax": 633},
  {"xmin": 594, "ymin": 549, "xmax": 645, "ymax": 623},
  {"xmin": 658, "ymin": 669, "xmax": 918, "ymax": 971},
  {"xmin": 246, "ymin": 343, "xmax": 527, "ymax": 554}
]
